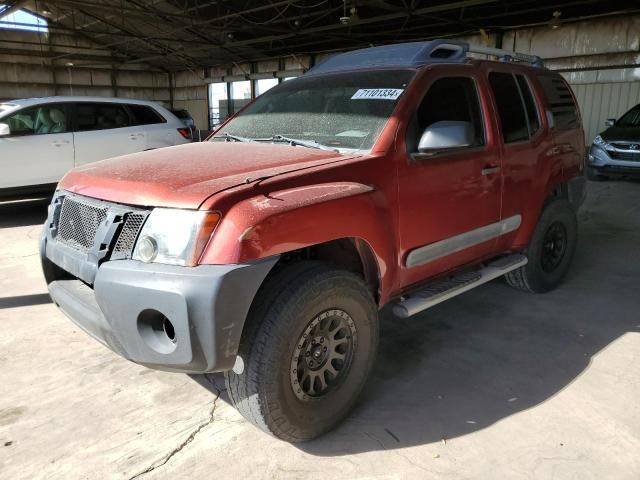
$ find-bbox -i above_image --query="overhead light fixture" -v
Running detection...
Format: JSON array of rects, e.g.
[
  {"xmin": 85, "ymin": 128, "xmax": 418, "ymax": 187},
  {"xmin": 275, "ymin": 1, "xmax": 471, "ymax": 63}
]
[
  {"xmin": 339, "ymin": 2, "xmax": 359, "ymax": 25},
  {"xmin": 41, "ymin": 10, "xmax": 51, "ymax": 16},
  {"xmin": 65, "ymin": 62, "xmax": 74, "ymax": 67},
  {"xmin": 226, "ymin": 32, "xmax": 235, "ymax": 40},
  {"xmin": 549, "ymin": 11, "xmax": 562, "ymax": 30}
]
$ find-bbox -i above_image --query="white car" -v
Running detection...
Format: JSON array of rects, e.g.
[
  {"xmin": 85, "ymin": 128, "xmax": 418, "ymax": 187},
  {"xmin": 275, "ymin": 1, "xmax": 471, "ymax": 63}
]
[{"xmin": 0, "ymin": 96, "xmax": 191, "ymax": 197}]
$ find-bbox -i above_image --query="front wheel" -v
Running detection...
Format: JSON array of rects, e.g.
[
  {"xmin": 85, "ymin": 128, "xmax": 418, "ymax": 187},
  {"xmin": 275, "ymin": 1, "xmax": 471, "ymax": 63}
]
[
  {"xmin": 225, "ymin": 262, "xmax": 379, "ymax": 442},
  {"xmin": 506, "ymin": 199, "xmax": 578, "ymax": 293}
]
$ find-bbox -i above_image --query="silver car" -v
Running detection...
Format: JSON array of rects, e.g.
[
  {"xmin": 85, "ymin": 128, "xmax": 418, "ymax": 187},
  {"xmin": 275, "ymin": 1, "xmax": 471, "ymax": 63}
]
[{"xmin": 587, "ymin": 103, "xmax": 640, "ymax": 180}]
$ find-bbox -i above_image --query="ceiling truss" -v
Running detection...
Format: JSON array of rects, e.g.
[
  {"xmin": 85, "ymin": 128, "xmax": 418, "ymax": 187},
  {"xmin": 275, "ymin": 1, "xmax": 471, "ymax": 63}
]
[{"xmin": 1, "ymin": 0, "xmax": 639, "ymax": 71}]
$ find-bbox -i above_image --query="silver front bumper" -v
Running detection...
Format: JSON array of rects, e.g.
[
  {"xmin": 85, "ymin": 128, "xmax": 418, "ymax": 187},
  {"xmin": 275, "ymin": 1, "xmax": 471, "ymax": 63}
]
[{"xmin": 589, "ymin": 144, "xmax": 640, "ymax": 174}]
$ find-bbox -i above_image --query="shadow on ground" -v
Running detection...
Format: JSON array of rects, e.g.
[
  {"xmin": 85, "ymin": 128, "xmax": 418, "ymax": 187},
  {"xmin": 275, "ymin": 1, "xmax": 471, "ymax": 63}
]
[
  {"xmin": 0, "ymin": 197, "xmax": 50, "ymax": 228},
  {"xmin": 0, "ymin": 293, "xmax": 52, "ymax": 309},
  {"xmin": 193, "ymin": 180, "xmax": 640, "ymax": 455}
]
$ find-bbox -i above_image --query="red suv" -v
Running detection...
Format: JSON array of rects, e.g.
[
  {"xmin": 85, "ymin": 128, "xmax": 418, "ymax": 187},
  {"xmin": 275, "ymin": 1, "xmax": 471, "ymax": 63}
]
[{"xmin": 41, "ymin": 40, "xmax": 586, "ymax": 441}]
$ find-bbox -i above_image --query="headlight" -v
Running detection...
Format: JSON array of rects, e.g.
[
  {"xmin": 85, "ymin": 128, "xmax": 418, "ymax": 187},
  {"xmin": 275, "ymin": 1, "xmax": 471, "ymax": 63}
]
[
  {"xmin": 593, "ymin": 135, "xmax": 607, "ymax": 147},
  {"xmin": 132, "ymin": 208, "xmax": 220, "ymax": 266}
]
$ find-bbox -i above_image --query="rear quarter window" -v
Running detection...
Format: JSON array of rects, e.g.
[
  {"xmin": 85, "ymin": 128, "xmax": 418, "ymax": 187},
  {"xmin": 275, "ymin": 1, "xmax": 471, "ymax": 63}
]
[
  {"xmin": 537, "ymin": 74, "xmax": 579, "ymax": 130},
  {"xmin": 170, "ymin": 109, "xmax": 190, "ymax": 119},
  {"xmin": 128, "ymin": 104, "xmax": 166, "ymax": 125}
]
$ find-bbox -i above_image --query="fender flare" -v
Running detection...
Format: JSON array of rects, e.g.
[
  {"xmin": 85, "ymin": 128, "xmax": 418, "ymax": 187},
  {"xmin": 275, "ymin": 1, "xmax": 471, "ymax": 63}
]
[{"xmin": 200, "ymin": 182, "xmax": 397, "ymax": 303}]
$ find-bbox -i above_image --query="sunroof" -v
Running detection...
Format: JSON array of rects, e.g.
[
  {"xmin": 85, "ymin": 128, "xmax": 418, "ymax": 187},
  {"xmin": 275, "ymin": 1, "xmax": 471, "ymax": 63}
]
[{"xmin": 0, "ymin": 5, "xmax": 48, "ymax": 32}]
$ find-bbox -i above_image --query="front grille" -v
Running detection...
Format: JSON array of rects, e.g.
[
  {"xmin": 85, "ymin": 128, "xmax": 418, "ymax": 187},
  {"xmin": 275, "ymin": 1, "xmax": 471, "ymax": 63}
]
[
  {"xmin": 54, "ymin": 193, "xmax": 148, "ymax": 257},
  {"xmin": 113, "ymin": 213, "xmax": 146, "ymax": 254},
  {"xmin": 57, "ymin": 196, "xmax": 108, "ymax": 252},
  {"xmin": 609, "ymin": 150, "xmax": 640, "ymax": 162}
]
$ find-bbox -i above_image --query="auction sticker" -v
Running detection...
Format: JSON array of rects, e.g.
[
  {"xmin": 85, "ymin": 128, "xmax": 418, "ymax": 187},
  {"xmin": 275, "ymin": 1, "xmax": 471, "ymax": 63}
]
[{"xmin": 351, "ymin": 88, "xmax": 404, "ymax": 100}]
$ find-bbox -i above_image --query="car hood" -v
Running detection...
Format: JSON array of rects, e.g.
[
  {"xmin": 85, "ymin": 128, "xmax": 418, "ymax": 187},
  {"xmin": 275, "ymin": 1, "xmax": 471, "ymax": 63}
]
[
  {"xmin": 601, "ymin": 126, "xmax": 640, "ymax": 143},
  {"xmin": 59, "ymin": 142, "xmax": 349, "ymax": 209}
]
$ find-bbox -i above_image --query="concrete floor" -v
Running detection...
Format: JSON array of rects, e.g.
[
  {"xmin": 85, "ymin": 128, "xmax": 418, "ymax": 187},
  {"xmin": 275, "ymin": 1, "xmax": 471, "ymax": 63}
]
[{"xmin": 1, "ymin": 181, "xmax": 639, "ymax": 480}]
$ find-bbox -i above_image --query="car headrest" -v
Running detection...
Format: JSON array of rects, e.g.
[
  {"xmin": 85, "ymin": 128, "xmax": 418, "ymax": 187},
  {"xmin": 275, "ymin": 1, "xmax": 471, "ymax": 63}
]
[{"xmin": 49, "ymin": 108, "xmax": 65, "ymax": 124}]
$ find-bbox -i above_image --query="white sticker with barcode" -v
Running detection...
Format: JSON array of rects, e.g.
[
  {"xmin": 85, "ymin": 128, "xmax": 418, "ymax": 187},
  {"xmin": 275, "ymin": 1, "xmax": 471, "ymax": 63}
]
[{"xmin": 351, "ymin": 88, "xmax": 404, "ymax": 100}]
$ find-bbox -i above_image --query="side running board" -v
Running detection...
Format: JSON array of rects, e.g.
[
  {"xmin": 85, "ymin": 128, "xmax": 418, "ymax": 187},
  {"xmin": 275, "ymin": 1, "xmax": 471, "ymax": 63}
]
[{"xmin": 393, "ymin": 254, "xmax": 528, "ymax": 318}]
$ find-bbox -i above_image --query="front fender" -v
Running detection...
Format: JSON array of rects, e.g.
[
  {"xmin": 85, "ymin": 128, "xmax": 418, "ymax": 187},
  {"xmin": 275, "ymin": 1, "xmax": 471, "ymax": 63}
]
[{"xmin": 199, "ymin": 182, "xmax": 397, "ymax": 303}]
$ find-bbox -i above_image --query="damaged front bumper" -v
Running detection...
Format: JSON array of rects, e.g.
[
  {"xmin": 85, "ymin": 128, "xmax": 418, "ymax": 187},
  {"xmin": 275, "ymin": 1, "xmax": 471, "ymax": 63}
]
[{"xmin": 42, "ymin": 232, "xmax": 277, "ymax": 373}]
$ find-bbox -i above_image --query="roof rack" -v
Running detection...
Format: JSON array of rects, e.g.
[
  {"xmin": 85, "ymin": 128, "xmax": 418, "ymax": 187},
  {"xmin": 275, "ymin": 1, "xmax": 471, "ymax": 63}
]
[
  {"xmin": 462, "ymin": 44, "xmax": 544, "ymax": 67},
  {"xmin": 306, "ymin": 40, "xmax": 544, "ymax": 76}
]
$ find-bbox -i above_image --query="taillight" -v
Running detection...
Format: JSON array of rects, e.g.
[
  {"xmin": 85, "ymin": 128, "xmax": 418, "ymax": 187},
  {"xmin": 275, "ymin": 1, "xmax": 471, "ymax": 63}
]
[{"xmin": 177, "ymin": 128, "xmax": 191, "ymax": 139}]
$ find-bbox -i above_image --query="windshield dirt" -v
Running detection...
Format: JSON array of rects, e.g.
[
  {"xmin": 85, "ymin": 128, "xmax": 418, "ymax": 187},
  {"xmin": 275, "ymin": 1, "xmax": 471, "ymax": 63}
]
[{"xmin": 212, "ymin": 69, "xmax": 415, "ymax": 151}]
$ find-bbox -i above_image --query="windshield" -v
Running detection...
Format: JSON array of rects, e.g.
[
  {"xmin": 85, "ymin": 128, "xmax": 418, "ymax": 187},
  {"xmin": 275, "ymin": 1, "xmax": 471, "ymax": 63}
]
[
  {"xmin": 616, "ymin": 105, "xmax": 640, "ymax": 127},
  {"xmin": 212, "ymin": 69, "xmax": 415, "ymax": 151}
]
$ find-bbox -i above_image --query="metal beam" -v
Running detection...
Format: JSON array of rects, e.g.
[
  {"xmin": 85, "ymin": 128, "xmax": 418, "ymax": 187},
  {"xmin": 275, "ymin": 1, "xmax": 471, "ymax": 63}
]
[
  {"xmin": 43, "ymin": 14, "xmax": 146, "ymax": 65},
  {"xmin": 0, "ymin": 0, "xmax": 29, "ymax": 18},
  {"xmin": 41, "ymin": 0, "xmax": 196, "ymax": 22},
  {"xmin": 94, "ymin": 0, "xmax": 498, "ymax": 68},
  {"xmin": 50, "ymin": 7, "xmax": 202, "ymax": 70}
]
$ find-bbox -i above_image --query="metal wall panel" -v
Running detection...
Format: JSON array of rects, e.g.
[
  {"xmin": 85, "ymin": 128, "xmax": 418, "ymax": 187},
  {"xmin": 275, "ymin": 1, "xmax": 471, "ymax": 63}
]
[{"xmin": 570, "ymin": 81, "xmax": 640, "ymax": 143}]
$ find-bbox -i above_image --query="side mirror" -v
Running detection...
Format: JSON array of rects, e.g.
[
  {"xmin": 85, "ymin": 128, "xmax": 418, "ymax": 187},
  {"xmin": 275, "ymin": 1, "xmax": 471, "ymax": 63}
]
[
  {"xmin": 0, "ymin": 123, "xmax": 9, "ymax": 137},
  {"xmin": 605, "ymin": 118, "xmax": 616, "ymax": 127},
  {"xmin": 417, "ymin": 121, "xmax": 473, "ymax": 153}
]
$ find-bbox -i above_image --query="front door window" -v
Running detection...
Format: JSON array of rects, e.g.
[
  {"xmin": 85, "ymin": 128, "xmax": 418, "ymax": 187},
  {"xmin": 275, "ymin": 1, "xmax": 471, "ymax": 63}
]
[{"xmin": 6, "ymin": 105, "xmax": 68, "ymax": 136}]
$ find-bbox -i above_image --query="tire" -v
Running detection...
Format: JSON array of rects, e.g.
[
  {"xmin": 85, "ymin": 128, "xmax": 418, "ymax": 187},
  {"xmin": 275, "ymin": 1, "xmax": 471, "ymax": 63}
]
[
  {"xmin": 506, "ymin": 199, "xmax": 578, "ymax": 293},
  {"xmin": 225, "ymin": 261, "xmax": 379, "ymax": 442},
  {"xmin": 586, "ymin": 166, "xmax": 607, "ymax": 181}
]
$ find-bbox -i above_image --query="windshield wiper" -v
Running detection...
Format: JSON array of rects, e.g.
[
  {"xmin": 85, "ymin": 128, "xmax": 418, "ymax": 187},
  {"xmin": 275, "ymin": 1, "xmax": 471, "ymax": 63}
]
[
  {"xmin": 269, "ymin": 135, "xmax": 339, "ymax": 152},
  {"xmin": 218, "ymin": 132, "xmax": 255, "ymax": 143}
]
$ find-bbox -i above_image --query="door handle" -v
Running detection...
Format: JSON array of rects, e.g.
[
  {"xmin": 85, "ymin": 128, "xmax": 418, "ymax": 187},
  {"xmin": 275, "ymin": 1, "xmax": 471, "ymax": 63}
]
[
  {"xmin": 481, "ymin": 166, "xmax": 500, "ymax": 176},
  {"xmin": 546, "ymin": 146, "xmax": 561, "ymax": 157},
  {"xmin": 52, "ymin": 140, "xmax": 70, "ymax": 147}
]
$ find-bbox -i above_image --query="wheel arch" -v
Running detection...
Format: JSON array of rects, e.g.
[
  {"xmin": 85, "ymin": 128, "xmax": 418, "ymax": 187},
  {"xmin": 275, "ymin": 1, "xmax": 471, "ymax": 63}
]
[
  {"xmin": 200, "ymin": 181, "xmax": 397, "ymax": 304},
  {"xmin": 272, "ymin": 237, "xmax": 382, "ymax": 305}
]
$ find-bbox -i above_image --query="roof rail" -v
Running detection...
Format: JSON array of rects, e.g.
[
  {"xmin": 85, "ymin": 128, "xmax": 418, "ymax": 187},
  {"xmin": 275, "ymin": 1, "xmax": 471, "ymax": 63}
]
[
  {"xmin": 463, "ymin": 44, "xmax": 544, "ymax": 67},
  {"xmin": 306, "ymin": 40, "xmax": 544, "ymax": 76}
]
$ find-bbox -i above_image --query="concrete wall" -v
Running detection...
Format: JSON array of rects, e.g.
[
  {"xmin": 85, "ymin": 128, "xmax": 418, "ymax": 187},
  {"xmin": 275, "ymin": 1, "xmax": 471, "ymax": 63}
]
[
  {"xmin": 0, "ymin": 29, "xmax": 171, "ymax": 104},
  {"xmin": 171, "ymin": 70, "xmax": 208, "ymax": 130}
]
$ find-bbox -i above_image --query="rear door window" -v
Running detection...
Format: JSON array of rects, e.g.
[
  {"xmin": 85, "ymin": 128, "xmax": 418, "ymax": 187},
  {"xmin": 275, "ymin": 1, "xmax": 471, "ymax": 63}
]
[
  {"xmin": 488, "ymin": 72, "xmax": 530, "ymax": 143},
  {"xmin": 127, "ymin": 104, "xmax": 166, "ymax": 125},
  {"xmin": 516, "ymin": 74, "xmax": 540, "ymax": 136},
  {"xmin": 74, "ymin": 103, "xmax": 131, "ymax": 132}
]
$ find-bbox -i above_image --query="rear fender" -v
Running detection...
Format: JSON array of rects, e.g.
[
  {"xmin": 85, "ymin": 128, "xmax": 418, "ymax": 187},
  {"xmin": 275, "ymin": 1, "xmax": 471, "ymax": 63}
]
[
  {"xmin": 510, "ymin": 159, "xmax": 578, "ymax": 248},
  {"xmin": 199, "ymin": 182, "xmax": 397, "ymax": 304}
]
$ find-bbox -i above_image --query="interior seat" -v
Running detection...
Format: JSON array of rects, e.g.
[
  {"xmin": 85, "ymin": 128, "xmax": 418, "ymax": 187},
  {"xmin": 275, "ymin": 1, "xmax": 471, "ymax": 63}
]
[{"xmin": 48, "ymin": 108, "xmax": 66, "ymax": 134}]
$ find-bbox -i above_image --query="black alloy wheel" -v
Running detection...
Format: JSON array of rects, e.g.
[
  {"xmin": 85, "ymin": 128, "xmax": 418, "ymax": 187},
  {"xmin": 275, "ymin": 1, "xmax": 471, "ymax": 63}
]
[{"xmin": 290, "ymin": 309, "xmax": 357, "ymax": 401}]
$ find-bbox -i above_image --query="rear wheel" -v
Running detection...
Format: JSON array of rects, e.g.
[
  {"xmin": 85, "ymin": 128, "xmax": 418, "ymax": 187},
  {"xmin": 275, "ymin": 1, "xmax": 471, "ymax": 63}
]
[
  {"xmin": 506, "ymin": 199, "xmax": 578, "ymax": 293},
  {"xmin": 225, "ymin": 262, "xmax": 378, "ymax": 442}
]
